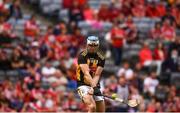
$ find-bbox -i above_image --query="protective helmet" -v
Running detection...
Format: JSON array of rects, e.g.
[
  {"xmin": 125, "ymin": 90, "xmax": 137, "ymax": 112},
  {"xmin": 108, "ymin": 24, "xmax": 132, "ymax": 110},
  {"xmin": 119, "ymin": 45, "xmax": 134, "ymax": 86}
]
[
  {"xmin": 87, "ymin": 36, "xmax": 99, "ymax": 53},
  {"xmin": 87, "ymin": 36, "xmax": 99, "ymax": 46}
]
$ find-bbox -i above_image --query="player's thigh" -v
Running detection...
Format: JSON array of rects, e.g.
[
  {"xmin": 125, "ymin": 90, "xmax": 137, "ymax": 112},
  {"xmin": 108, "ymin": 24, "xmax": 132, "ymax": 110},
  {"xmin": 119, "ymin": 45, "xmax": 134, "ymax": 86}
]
[
  {"xmin": 83, "ymin": 94, "xmax": 96, "ymax": 106},
  {"xmin": 96, "ymin": 100, "xmax": 105, "ymax": 112},
  {"xmin": 77, "ymin": 86, "xmax": 95, "ymax": 106}
]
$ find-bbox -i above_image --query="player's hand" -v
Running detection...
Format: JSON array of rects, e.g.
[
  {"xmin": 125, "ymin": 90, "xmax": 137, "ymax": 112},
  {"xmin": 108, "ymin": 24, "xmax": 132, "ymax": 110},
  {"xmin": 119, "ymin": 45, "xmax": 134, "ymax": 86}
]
[
  {"xmin": 88, "ymin": 87, "xmax": 94, "ymax": 95},
  {"xmin": 93, "ymin": 87, "xmax": 102, "ymax": 96}
]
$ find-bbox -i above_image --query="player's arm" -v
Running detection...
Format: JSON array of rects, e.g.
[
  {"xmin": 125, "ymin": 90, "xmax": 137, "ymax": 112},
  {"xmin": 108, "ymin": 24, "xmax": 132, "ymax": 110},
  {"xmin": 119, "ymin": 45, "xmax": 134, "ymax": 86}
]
[
  {"xmin": 78, "ymin": 53, "xmax": 95, "ymax": 87},
  {"xmin": 79, "ymin": 64, "xmax": 95, "ymax": 87},
  {"xmin": 92, "ymin": 56, "xmax": 105, "ymax": 87},
  {"xmin": 92, "ymin": 66, "xmax": 103, "ymax": 87}
]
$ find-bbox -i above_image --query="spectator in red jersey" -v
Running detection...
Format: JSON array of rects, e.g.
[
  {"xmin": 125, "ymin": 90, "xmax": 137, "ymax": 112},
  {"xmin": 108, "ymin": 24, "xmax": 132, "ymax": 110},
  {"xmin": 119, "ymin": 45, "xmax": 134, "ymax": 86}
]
[
  {"xmin": 110, "ymin": 21, "xmax": 126, "ymax": 65},
  {"xmin": 63, "ymin": 0, "xmax": 73, "ymax": 9},
  {"xmin": 83, "ymin": 3, "xmax": 95, "ymax": 22},
  {"xmin": 172, "ymin": 4, "xmax": 180, "ymax": 28},
  {"xmin": 109, "ymin": 2, "xmax": 121, "ymax": 22},
  {"xmin": 98, "ymin": 3, "xmax": 110, "ymax": 21},
  {"xmin": 139, "ymin": 42, "xmax": 153, "ymax": 67},
  {"xmin": 132, "ymin": 2, "xmax": 146, "ymax": 17},
  {"xmin": 156, "ymin": 1, "xmax": 166, "ymax": 17},
  {"xmin": 146, "ymin": 2, "xmax": 160, "ymax": 18},
  {"xmin": 150, "ymin": 22, "xmax": 162, "ymax": 40},
  {"xmin": 124, "ymin": 15, "xmax": 137, "ymax": 44},
  {"xmin": 153, "ymin": 42, "xmax": 166, "ymax": 75},
  {"xmin": 161, "ymin": 19, "xmax": 176, "ymax": 42},
  {"xmin": 153, "ymin": 42, "xmax": 166, "ymax": 61},
  {"xmin": 63, "ymin": 0, "xmax": 86, "ymax": 9},
  {"xmin": 0, "ymin": 16, "xmax": 14, "ymax": 38},
  {"xmin": 121, "ymin": 0, "xmax": 132, "ymax": 16},
  {"xmin": 44, "ymin": 26, "xmax": 56, "ymax": 46},
  {"xmin": 24, "ymin": 15, "xmax": 39, "ymax": 40},
  {"xmin": 69, "ymin": 0, "xmax": 84, "ymax": 23}
]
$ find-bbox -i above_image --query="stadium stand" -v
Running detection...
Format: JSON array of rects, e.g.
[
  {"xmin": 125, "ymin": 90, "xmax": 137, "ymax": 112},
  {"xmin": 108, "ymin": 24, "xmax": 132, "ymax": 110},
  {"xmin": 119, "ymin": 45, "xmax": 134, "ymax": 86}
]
[{"xmin": 0, "ymin": 0, "xmax": 179, "ymax": 112}]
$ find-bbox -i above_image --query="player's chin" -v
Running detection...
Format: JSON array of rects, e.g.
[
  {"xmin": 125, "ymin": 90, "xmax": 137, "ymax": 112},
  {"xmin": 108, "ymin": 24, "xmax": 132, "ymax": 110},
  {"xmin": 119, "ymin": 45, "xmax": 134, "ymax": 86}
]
[{"xmin": 88, "ymin": 48, "xmax": 98, "ymax": 53}]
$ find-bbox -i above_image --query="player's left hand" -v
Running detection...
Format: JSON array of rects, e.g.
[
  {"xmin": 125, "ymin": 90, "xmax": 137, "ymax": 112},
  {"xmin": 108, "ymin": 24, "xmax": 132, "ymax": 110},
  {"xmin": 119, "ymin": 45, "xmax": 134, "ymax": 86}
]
[{"xmin": 93, "ymin": 87, "xmax": 102, "ymax": 96}]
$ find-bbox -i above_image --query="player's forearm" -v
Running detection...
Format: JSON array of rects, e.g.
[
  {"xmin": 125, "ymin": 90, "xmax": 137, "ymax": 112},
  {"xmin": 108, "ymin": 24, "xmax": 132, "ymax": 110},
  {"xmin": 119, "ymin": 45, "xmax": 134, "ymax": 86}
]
[
  {"xmin": 92, "ymin": 67, "xmax": 103, "ymax": 87},
  {"xmin": 84, "ymin": 72, "xmax": 95, "ymax": 87},
  {"xmin": 92, "ymin": 75, "xmax": 100, "ymax": 87}
]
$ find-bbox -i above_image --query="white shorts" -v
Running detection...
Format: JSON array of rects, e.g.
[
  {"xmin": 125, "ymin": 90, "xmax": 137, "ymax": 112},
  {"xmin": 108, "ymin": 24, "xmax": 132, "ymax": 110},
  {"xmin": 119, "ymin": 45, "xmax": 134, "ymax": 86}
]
[{"xmin": 77, "ymin": 85, "xmax": 104, "ymax": 102}]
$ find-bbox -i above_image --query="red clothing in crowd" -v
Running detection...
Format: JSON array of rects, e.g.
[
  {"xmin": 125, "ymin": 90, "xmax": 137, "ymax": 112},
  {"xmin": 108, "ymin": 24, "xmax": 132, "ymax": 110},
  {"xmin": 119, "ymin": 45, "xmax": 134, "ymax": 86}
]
[
  {"xmin": 146, "ymin": 5, "xmax": 160, "ymax": 17},
  {"xmin": 171, "ymin": 7, "xmax": 180, "ymax": 27},
  {"xmin": 150, "ymin": 27, "xmax": 162, "ymax": 39},
  {"xmin": 132, "ymin": 4, "xmax": 146, "ymax": 17},
  {"xmin": 83, "ymin": 7, "xmax": 94, "ymax": 21},
  {"xmin": 0, "ymin": 22, "xmax": 12, "ymax": 33},
  {"xmin": 110, "ymin": 27, "xmax": 125, "ymax": 48},
  {"xmin": 24, "ymin": 20, "xmax": 39, "ymax": 38},
  {"xmin": 63, "ymin": 0, "xmax": 86, "ymax": 9},
  {"xmin": 109, "ymin": 8, "xmax": 120, "ymax": 22},
  {"xmin": 154, "ymin": 48, "xmax": 166, "ymax": 61},
  {"xmin": 156, "ymin": 4, "xmax": 166, "ymax": 17},
  {"xmin": 98, "ymin": 6, "xmax": 110, "ymax": 21},
  {"xmin": 139, "ymin": 47, "xmax": 152, "ymax": 65},
  {"xmin": 161, "ymin": 25, "xmax": 176, "ymax": 41},
  {"xmin": 146, "ymin": 4, "xmax": 166, "ymax": 17}
]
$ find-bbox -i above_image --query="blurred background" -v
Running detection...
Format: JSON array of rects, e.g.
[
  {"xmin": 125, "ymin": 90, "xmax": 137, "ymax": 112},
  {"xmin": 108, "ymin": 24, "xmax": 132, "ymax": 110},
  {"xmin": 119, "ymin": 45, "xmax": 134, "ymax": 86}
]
[{"xmin": 0, "ymin": 0, "xmax": 180, "ymax": 112}]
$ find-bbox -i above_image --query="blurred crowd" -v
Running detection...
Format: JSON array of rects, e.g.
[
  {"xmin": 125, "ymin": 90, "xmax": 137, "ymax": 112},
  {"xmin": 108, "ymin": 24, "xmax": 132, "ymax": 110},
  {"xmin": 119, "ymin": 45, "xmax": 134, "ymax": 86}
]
[{"xmin": 0, "ymin": 0, "xmax": 180, "ymax": 112}]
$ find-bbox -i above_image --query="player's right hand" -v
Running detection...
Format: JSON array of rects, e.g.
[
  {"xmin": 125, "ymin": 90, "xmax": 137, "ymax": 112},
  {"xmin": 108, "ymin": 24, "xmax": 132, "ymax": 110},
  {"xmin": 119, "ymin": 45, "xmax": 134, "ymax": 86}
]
[{"xmin": 88, "ymin": 87, "xmax": 94, "ymax": 95}]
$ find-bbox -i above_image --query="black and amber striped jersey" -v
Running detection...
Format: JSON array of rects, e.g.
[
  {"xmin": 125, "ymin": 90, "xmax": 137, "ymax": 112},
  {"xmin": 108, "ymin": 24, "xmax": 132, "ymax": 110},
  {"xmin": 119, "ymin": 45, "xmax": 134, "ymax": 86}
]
[{"xmin": 76, "ymin": 50, "xmax": 105, "ymax": 87}]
